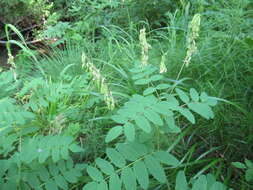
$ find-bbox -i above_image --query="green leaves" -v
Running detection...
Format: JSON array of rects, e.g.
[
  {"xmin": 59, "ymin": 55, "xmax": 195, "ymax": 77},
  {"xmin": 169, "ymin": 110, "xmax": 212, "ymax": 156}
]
[
  {"xmin": 135, "ymin": 115, "xmax": 151, "ymax": 133},
  {"xmin": 122, "ymin": 168, "xmax": 136, "ymax": 190},
  {"xmin": 87, "ymin": 166, "xmax": 104, "ymax": 182},
  {"xmin": 232, "ymin": 160, "xmax": 253, "ymax": 182},
  {"xmin": 105, "ymin": 126, "xmax": 123, "ymax": 143},
  {"xmin": 106, "ymin": 148, "xmax": 126, "ymax": 168},
  {"xmin": 177, "ymin": 107, "xmax": 195, "ymax": 124},
  {"xmin": 190, "ymin": 88, "xmax": 199, "ymax": 102},
  {"xmin": 175, "ymin": 171, "xmax": 231, "ymax": 190},
  {"xmin": 18, "ymin": 135, "xmax": 83, "ymax": 164},
  {"xmin": 174, "ymin": 88, "xmax": 217, "ymax": 120},
  {"xmin": 109, "ymin": 173, "xmax": 121, "ymax": 190},
  {"xmin": 144, "ymin": 155, "xmax": 167, "ymax": 183},
  {"xmin": 144, "ymin": 109, "xmax": 163, "ymax": 126},
  {"xmin": 133, "ymin": 161, "xmax": 149, "ymax": 189},
  {"xmin": 110, "ymin": 95, "xmax": 178, "ymax": 141},
  {"xmin": 188, "ymin": 102, "xmax": 214, "ymax": 119},
  {"xmin": 176, "ymin": 88, "xmax": 190, "ymax": 104},
  {"xmin": 232, "ymin": 162, "xmax": 246, "ymax": 169},
  {"xmin": 153, "ymin": 151, "xmax": 180, "ymax": 167},
  {"xmin": 84, "ymin": 145, "xmax": 181, "ymax": 190},
  {"xmin": 95, "ymin": 158, "xmax": 114, "ymax": 176},
  {"xmin": 109, "ymin": 87, "xmax": 217, "ymax": 146},
  {"xmin": 176, "ymin": 171, "xmax": 188, "ymax": 190},
  {"xmin": 124, "ymin": 123, "xmax": 135, "ymax": 142},
  {"xmin": 0, "ymin": 98, "xmax": 35, "ymax": 127},
  {"xmin": 11, "ymin": 159, "xmax": 83, "ymax": 190}
]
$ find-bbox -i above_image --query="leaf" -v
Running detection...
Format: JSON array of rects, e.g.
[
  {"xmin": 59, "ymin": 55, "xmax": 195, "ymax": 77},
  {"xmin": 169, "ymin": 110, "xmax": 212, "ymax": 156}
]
[
  {"xmin": 97, "ymin": 181, "xmax": 108, "ymax": 190},
  {"xmin": 134, "ymin": 79, "xmax": 151, "ymax": 85},
  {"xmin": 200, "ymin": 92, "xmax": 208, "ymax": 102},
  {"xmin": 116, "ymin": 143, "xmax": 139, "ymax": 161},
  {"xmin": 52, "ymin": 147, "xmax": 60, "ymax": 162},
  {"xmin": 192, "ymin": 175, "xmax": 207, "ymax": 190},
  {"xmin": 37, "ymin": 166, "xmax": 50, "ymax": 182},
  {"xmin": 26, "ymin": 173, "xmax": 40, "ymax": 188},
  {"xmin": 124, "ymin": 122, "xmax": 135, "ymax": 142},
  {"xmin": 206, "ymin": 97, "xmax": 218, "ymax": 106},
  {"xmin": 245, "ymin": 159, "xmax": 253, "ymax": 168},
  {"xmin": 143, "ymin": 87, "xmax": 156, "ymax": 96},
  {"xmin": 175, "ymin": 88, "xmax": 189, "ymax": 103},
  {"xmin": 133, "ymin": 161, "xmax": 149, "ymax": 189},
  {"xmin": 111, "ymin": 115, "xmax": 127, "ymax": 124},
  {"xmin": 165, "ymin": 98, "xmax": 180, "ymax": 110},
  {"xmin": 63, "ymin": 170, "xmax": 78, "ymax": 183},
  {"xmin": 188, "ymin": 102, "xmax": 214, "ymax": 119},
  {"xmin": 106, "ymin": 148, "xmax": 126, "ymax": 168},
  {"xmin": 83, "ymin": 182, "xmax": 98, "ymax": 190},
  {"xmin": 95, "ymin": 158, "xmax": 115, "ymax": 176},
  {"xmin": 210, "ymin": 182, "xmax": 225, "ymax": 190},
  {"xmin": 190, "ymin": 88, "xmax": 199, "ymax": 101},
  {"xmin": 150, "ymin": 74, "xmax": 163, "ymax": 81},
  {"xmin": 66, "ymin": 159, "xmax": 74, "ymax": 170},
  {"xmin": 166, "ymin": 116, "xmax": 181, "ymax": 133},
  {"xmin": 55, "ymin": 175, "xmax": 68, "ymax": 190},
  {"xmin": 87, "ymin": 166, "xmax": 104, "ymax": 182},
  {"xmin": 121, "ymin": 168, "xmax": 137, "ymax": 190},
  {"xmin": 152, "ymin": 102, "xmax": 173, "ymax": 116},
  {"xmin": 69, "ymin": 144, "xmax": 83, "ymax": 153},
  {"xmin": 109, "ymin": 173, "xmax": 121, "ymax": 190},
  {"xmin": 156, "ymin": 84, "xmax": 171, "ymax": 90},
  {"xmin": 48, "ymin": 164, "xmax": 59, "ymax": 176},
  {"xmin": 105, "ymin": 126, "xmax": 123, "ymax": 143},
  {"xmin": 39, "ymin": 148, "xmax": 50, "ymax": 163},
  {"xmin": 177, "ymin": 107, "xmax": 195, "ymax": 124},
  {"xmin": 144, "ymin": 155, "xmax": 167, "ymax": 183},
  {"xmin": 232, "ymin": 162, "xmax": 246, "ymax": 169},
  {"xmin": 58, "ymin": 160, "xmax": 66, "ymax": 175},
  {"xmin": 135, "ymin": 115, "xmax": 151, "ymax": 133},
  {"xmin": 45, "ymin": 179, "xmax": 58, "ymax": 190},
  {"xmin": 61, "ymin": 146, "xmax": 69, "ymax": 160},
  {"xmin": 153, "ymin": 151, "xmax": 180, "ymax": 167},
  {"xmin": 245, "ymin": 169, "xmax": 253, "ymax": 182},
  {"xmin": 206, "ymin": 174, "xmax": 216, "ymax": 188},
  {"xmin": 144, "ymin": 109, "xmax": 163, "ymax": 126},
  {"xmin": 175, "ymin": 171, "xmax": 188, "ymax": 190}
]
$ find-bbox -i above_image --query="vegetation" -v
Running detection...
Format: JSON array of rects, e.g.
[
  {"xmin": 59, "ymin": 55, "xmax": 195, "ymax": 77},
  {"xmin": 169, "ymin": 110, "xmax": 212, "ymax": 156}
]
[{"xmin": 0, "ymin": 0, "xmax": 252, "ymax": 189}]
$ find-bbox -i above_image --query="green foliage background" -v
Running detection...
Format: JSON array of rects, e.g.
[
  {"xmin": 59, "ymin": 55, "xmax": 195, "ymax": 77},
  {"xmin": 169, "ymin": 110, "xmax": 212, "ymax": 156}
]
[{"xmin": 0, "ymin": 0, "xmax": 253, "ymax": 189}]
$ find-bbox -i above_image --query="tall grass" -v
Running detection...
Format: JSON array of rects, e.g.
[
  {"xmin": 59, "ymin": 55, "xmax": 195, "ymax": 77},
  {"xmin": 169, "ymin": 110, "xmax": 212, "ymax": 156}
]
[{"xmin": 2, "ymin": 0, "xmax": 252, "ymax": 189}]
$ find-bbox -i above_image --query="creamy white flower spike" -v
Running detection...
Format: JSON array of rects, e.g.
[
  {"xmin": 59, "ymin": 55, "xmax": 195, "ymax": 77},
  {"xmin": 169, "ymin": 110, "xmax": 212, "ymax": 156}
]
[
  {"xmin": 139, "ymin": 28, "xmax": 151, "ymax": 67},
  {"xmin": 184, "ymin": 14, "xmax": 201, "ymax": 67},
  {"xmin": 82, "ymin": 53, "xmax": 115, "ymax": 110}
]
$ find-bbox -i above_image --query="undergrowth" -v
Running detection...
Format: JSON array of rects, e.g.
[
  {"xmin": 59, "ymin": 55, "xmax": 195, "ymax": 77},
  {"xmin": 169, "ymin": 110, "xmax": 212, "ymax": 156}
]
[{"xmin": 0, "ymin": 0, "xmax": 253, "ymax": 189}]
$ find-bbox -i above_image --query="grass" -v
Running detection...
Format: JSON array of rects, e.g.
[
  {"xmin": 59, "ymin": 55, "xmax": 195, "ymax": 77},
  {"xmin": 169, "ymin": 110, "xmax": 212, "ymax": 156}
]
[{"xmin": 1, "ymin": 0, "xmax": 253, "ymax": 189}]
